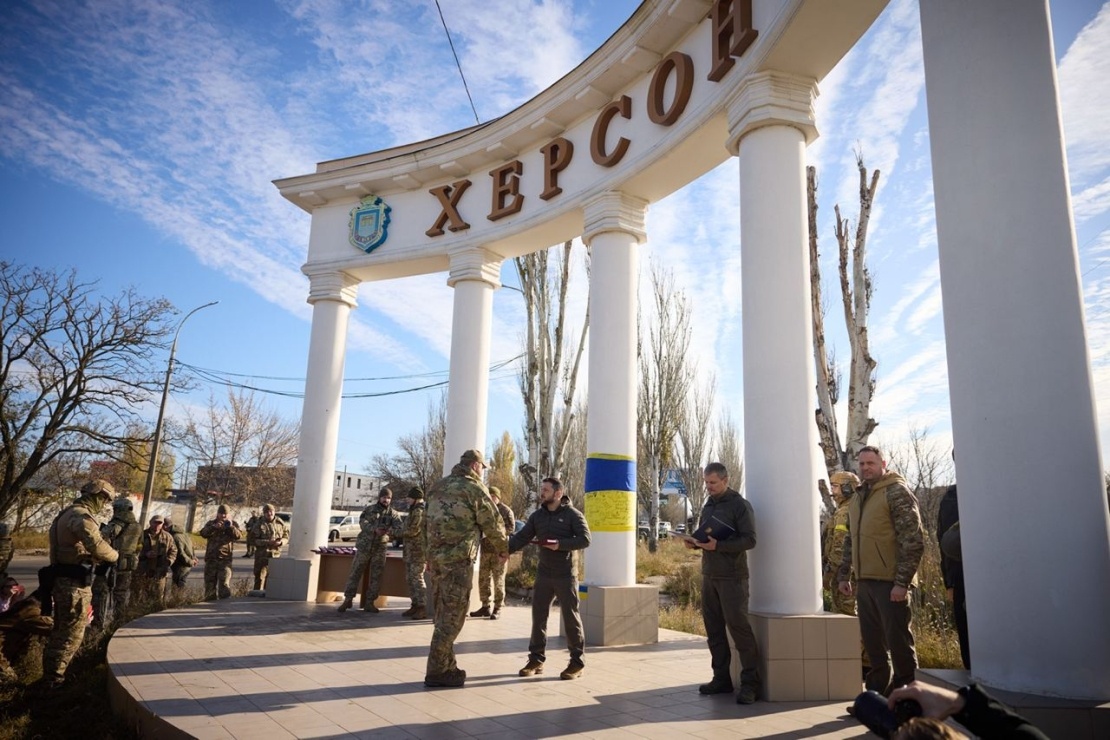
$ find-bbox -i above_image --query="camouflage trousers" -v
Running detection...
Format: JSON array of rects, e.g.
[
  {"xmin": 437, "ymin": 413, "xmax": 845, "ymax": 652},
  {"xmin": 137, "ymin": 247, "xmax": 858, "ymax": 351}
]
[
  {"xmin": 253, "ymin": 553, "xmax": 277, "ymax": 591},
  {"xmin": 829, "ymin": 583, "xmax": 857, "ymax": 616},
  {"xmin": 42, "ymin": 577, "xmax": 91, "ymax": 683},
  {"xmin": 171, "ymin": 564, "xmax": 191, "ymax": 589},
  {"xmin": 477, "ymin": 550, "xmax": 507, "ymax": 608},
  {"xmin": 404, "ymin": 551, "xmax": 426, "ymax": 608},
  {"xmin": 204, "ymin": 556, "xmax": 234, "ymax": 600},
  {"xmin": 426, "ymin": 560, "xmax": 474, "ymax": 676},
  {"xmin": 342, "ymin": 545, "xmax": 387, "ymax": 603},
  {"xmin": 91, "ymin": 569, "xmax": 133, "ymax": 626}
]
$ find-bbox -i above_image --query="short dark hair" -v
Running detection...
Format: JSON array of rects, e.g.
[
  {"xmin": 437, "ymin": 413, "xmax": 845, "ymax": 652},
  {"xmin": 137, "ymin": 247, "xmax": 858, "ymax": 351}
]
[
  {"xmin": 703, "ymin": 462, "xmax": 728, "ymax": 479},
  {"xmin": 857, "ymin": 445, "xmax": 885, "ymax": 462},
  {"xmin": 542, "ymin": 477, "xmax": 563, "ymax": 492},
  {"xmin": 379, "ymin": 486, "xmax": 393, "ymax": 497}
]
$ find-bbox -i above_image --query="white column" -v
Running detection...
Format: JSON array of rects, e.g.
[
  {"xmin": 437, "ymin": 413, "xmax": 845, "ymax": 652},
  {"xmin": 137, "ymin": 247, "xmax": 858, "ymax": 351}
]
[
  {"xmin": 582, "ymin": 191, "xmax": 646, "ymax": 587},
  {"xmin": 920, "ymin": 1, "xmax": 1110, "ymax": 699},
  {"xmin": 290, "ymin": 271, "xmax": 359, "ymax": 561},
  {"xmin": 727, "ymin": 72, "xmax": 824, "ymax": 615},
  {"xmin": 442, "ymin": 248, "xmax": 501, "ymax": 468}
]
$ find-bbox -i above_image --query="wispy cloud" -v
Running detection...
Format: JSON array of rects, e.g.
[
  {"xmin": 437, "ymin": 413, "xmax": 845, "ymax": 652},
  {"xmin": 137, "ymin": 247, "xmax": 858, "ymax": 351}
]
[{"xmin": 1059, "ymin": 2, "xmax": 1110, "ymax": 190}]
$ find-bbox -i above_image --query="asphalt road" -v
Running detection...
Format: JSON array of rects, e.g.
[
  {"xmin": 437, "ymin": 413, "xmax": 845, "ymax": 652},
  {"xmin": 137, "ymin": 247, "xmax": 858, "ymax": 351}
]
[{"xmin": 4, "ymin": 548, "xmax": 266, "ymax": 592}]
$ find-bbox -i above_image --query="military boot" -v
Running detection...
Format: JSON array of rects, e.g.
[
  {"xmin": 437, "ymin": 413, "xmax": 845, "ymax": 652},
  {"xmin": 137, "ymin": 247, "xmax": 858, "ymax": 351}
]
[
  {"xmin": 469, "ymin": 604, "xmax": 491, "ymax": 618},
  {"xmin": 401, "ymin": 605, "xmax": 415, "ymax": 617},
  {"xmin": 518, "ymin": 659, "xmax": 544, "ymax": 676},
  {"xmin": 363, "ymin": 603, "xmax": 380, "ymax": 613},
  {"xmin": 489, "ymin": 607, "xmax": 501, "ymax": 620},
  {"xmin": 337, "ymin": 598, "xmax": 353, "ymax": 613},
  {"xmin": 409, "ymin": 606, "xmax": 427, "ymax": 619}
]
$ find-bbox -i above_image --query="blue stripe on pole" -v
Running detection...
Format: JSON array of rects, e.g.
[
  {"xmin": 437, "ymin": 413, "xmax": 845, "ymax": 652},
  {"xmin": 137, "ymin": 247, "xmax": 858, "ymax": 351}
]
[{"xmin": 584, "ymin": 455, "xmax": 635, "ymax": 493}]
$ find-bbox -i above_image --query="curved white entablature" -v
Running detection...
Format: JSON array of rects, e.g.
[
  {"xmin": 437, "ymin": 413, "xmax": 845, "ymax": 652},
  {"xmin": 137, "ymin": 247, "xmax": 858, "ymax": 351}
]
[{"xmin": 277, "ymin": 0, "xmax": 887, "ymax": 284}]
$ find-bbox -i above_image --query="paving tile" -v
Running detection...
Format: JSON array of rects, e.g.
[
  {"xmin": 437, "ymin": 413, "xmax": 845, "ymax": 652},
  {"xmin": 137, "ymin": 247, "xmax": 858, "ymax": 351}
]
[{"xmin": 108, "ymin": 599, "xmax": 935, "ymax": 740}]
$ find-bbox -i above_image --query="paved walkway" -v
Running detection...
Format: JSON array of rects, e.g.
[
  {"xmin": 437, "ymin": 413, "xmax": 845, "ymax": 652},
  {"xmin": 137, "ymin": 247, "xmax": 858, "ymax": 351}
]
[{"xmin": 107, "ymin": 598, "xmax": 870, "ymax": 739}]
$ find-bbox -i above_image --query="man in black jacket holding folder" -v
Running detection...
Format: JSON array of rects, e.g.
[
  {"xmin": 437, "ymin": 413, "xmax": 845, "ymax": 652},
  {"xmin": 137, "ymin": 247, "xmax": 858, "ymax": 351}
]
[{"xmin": 685, "ymin": 462, "xmax": 762, "ymax": 704}]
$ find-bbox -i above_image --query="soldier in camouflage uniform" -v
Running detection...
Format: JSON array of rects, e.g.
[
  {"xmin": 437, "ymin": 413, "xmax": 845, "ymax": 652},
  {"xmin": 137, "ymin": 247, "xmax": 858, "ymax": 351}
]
[
  {"xmin": 41, "ymin": 479, "xmax": 119, "ymax": 688},
  {"xmin": 135, "ymin": 515, "xmax": 178, "ymax": 607},
  {"xmin": 400, "ymin": 487, "xmax": 427, "ymax": 619},
  {"xmin": 91, "ymin": 496, "xmax": 141, "ymax": 627},
  {"xmin": 823, "ymin": 471, "xmax": 859, "ymax": 616},
  {"xmin": 200, "ymin": 505, "xmax": 243, "ymax": 600},
  {"xmin": 337, "ymin": 487, "xmax": 399, "ymax": 613},
  {"xmin": 165, "ymin": 515, "xmax": 197, "ymax": 590},
  {"xmin": 1, "ymin": 583, "xmax": 52, "ymax": 684},
  {"xmin": 423, "ymin": 449, "xmax": 509, "ymax": 688},
  {"xmin": 470, "ymin": 486, "xmax": 515, "ymax": 620},
  {"xmin": 249, "ymin": 503, "xmax": 287, "ymax": 591},
  {"xmin": 837, "ymin": 446, "xmax": 924, "ymax": 696},
  {"xmin": 0, "ymin": 522, "xmax": 12, "ymax": 578}
]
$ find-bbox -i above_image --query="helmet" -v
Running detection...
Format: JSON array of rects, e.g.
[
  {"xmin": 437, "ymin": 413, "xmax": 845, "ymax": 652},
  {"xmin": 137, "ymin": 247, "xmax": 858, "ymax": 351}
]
[
  {"xmin": 111, "ymin": 497, "xmax": 133, "ymax": 512},
  {"xmin": 79, "ymin": 479, "xmax": 115, "ymax": 500},
  {"xmin": 830, "ymin": 471, "xmax": 859, "ymax": 488}
]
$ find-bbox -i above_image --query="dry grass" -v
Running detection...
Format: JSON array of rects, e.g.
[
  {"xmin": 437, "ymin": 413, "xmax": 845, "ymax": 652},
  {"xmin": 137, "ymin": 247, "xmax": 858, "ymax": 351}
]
[
  {"xmin": 0, "ymin": 574, "xmax": 252, "ymax": 740},
  {"xmin": 641, "ymin": 535, "xmax": 963, "ymax": 670}
]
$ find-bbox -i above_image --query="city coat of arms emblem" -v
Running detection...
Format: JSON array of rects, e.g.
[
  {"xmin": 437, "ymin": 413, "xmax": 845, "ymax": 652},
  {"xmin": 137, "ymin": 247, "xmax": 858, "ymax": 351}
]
[{"xmin": 348, "ymin": 195, "xmax": 391, "ymax": 253}]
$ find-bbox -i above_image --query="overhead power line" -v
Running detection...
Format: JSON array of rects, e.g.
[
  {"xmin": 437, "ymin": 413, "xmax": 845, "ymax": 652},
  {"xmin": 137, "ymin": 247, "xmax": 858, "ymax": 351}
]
[
  {"xmin": 174, "ymin": 355, "xmax": 523, "ymax": 401},
  {"xmin": 434, "ymin": 0, "xmax": 481, "ymax": 126}
]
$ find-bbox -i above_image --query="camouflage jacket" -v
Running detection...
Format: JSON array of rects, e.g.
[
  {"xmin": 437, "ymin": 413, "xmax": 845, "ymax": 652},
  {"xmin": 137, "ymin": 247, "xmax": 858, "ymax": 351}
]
[
  {"xmin": 167, "ymin": 524, "xmax": 195, "ymax": 567},
  {"xmin": 138, "ymin": 528, "xmax": 178, "ymax": 576},
  {"xmin": 50, "ymin": 496, "xmax": 118, "ymax": 567},
  {"xmin": 356, "ymin": 502, "xmax": 400, "ymax": 549},
  {"xmin": 402, "ymin": 502, "xmax": 426, "ymax": 563},
  {"xmin": 481, "ymin": 500, "xmax": 515, "ymax": 551},
  {"xmin": 822, "ymin": 501, "xmax": 850, "ymax": 583},
  {"xmin": 838, "ymin": 471, "xmax": 924, "ymax": 588},
  {"xmin": 243, "ymin": 515, "xmax": 260, "ymax": 548},
  {"xmin": 200, "ymin": 518, "xmax": 243, "ymax": 561},
  {"xmin": 101, "ymin": 513, "xmax": 142, "ymax": 572},
  {"xmin": 249, "ymin": 517, "xmax": 287, "ymax": 557},
  {"xmin": 425, "ymin": 464, "xmax": 508, "ymax": 566}
]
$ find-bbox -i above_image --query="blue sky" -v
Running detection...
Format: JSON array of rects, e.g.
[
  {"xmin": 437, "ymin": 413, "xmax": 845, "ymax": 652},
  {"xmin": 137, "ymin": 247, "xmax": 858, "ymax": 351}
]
[{"xmin": 2, "ymin": 0, "xmax": 1108, "ymax": 483}]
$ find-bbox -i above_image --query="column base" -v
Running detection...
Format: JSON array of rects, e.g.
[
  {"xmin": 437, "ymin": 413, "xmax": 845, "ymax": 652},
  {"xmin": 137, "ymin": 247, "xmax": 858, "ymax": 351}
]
[
  {"xmin": 748, "ymin": 612, "xmax": 861, "ymax": 701},
  {"xmin": 264, "ymin": 557, "xmax": 319, "ymax": 601},
  {"xmin": 577, "ymin": 584, "xmax": 659, "ymax": 646}
]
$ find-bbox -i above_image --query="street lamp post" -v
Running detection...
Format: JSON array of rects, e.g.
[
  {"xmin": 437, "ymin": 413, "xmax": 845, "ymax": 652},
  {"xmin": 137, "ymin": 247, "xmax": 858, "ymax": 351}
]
[{"xmin": 139, "ymin": 301, "xmax": 218, "ymax": 528}]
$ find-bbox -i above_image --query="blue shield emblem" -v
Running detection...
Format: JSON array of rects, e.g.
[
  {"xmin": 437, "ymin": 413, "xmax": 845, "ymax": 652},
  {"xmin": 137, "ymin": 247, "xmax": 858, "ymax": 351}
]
[{"xmin": 349, "ymin": 195, "xmax": 391, "ymax": 253}]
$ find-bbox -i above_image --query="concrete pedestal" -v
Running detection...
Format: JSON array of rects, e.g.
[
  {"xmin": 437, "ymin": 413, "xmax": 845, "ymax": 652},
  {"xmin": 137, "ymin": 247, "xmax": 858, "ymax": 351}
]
[
  {"xmin": 264, "ymin": 557, "xmax": 319, "ymax": 602},
  {"xmin": 577, "ymin": 584, "xmax": 659, "ymax": 646},
  {"xmin": 749, "ymin": 613, "xmax": 861, "ymax": 701}
]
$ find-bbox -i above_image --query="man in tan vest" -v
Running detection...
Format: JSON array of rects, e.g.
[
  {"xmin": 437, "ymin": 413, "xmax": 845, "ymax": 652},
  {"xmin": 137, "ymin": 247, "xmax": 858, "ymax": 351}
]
[{"xmin": 836, "ymin": 446, "xmax": 924, "ymax": 696}]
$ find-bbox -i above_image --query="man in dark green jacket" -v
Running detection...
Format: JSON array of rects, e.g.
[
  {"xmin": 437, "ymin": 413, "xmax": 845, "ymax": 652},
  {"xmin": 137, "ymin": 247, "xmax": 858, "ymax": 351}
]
[
  {"xmin": 509, "ymin": 477, "xmax": 591, "ymax": 680},
  {"xmin": 686, "ymin": 462, "xmax": 761, "ymax": 704}
]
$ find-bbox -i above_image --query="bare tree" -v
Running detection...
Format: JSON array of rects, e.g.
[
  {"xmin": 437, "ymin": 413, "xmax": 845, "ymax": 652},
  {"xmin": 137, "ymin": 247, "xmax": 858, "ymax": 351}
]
[
  {"xmin": 808, "ymin": 155, "xmax": 880, "ymax": 477},
  {"xmin": 712, "ymin": 410, "xmax": 744, "ymax": 495},
  {"xmin": 884, "ymin": 425, "xmax": 954, "ymax": 535},
  {"xmin": 177, "ymin": 388, "xmax": 299, "ymax": 507},
  {"xmin": 371, "ymin": 395, "xmax": 446, "ymax": 493},
  {"xmin": 516, "ymin": 241, "xmax": 589, "ymax": 480},
  {"xmin": 0, "ymin": 262, "xmax": 176, "ymax": 520},
  {"xmin": 675, "ymin": 375, "xmax": 716, "ymax": 526},
  {"xmin": 637, "ymin": 266, "xmax": 694, "ymax": 551}
]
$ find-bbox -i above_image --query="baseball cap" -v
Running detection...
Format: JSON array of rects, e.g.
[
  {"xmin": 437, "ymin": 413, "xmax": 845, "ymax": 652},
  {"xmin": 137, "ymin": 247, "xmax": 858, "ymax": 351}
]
[{"xmin": 460, "ymin": 449, "xmax": 487, "ymax": 468}]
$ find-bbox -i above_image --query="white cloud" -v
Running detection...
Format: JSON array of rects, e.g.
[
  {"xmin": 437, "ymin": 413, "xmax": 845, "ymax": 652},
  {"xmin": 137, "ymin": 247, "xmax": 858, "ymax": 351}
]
[{"xmin": 1059, "ymin": 3, "xmax": 1110, "ymax": 188}]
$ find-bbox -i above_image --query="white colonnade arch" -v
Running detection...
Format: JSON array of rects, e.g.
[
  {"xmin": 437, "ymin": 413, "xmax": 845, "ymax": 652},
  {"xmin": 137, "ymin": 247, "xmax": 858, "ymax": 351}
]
[{"xmin": 270, "ymin": 0, "xmax": 1110, "ymax": 701}]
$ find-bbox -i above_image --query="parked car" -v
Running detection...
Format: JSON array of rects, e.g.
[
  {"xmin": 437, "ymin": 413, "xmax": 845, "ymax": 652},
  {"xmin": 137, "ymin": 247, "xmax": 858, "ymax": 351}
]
[
  {"xmin": 328, "ymin": 515, "xmax": 360, "ymax": 542},
  {"xmin": 637, "ymin": 521, "xmax": 671, "ymax": 540}
]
